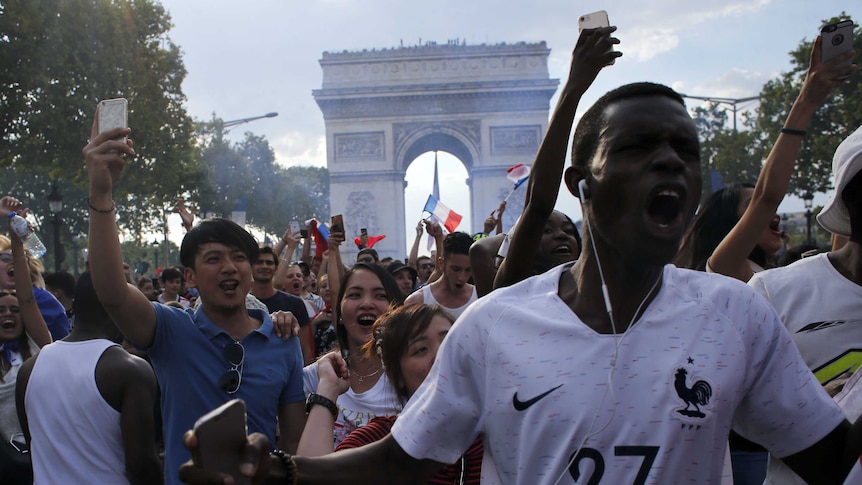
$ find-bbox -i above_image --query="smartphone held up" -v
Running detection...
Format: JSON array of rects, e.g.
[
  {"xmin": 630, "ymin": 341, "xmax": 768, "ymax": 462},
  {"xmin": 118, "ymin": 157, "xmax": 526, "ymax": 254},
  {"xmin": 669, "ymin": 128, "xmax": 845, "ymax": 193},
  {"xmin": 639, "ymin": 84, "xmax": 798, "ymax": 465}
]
[
  {"xmin": 97, "ymin": 98, "xmax": 128, "ymax": 140},
  {"xmin": 578, "ymin": 10, "xmax": 616, "ymax": 65},
  {"xmin": 821, "ymin": 19, "xmax": 855, "ymax": 80}
]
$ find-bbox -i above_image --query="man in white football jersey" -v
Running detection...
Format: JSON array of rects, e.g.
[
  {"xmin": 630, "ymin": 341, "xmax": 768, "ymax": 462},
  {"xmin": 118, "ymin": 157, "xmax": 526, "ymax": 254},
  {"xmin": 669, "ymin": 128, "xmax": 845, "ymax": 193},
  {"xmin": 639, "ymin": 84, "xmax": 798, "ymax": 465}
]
[{"xmin": 181, "ymin": 28, "xmax": 862, "ymax": 485}]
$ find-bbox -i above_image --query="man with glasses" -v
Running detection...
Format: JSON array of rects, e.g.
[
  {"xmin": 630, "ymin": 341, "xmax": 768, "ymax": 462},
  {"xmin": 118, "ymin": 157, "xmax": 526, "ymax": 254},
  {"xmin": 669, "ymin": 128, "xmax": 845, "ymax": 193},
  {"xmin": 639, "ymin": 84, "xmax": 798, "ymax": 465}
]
[
  {"xmin": 355, "ymin": 247, "xmax": 379, "ymax": 265},
  {"xmin": 415, "ymin": 255, "xmax": 435, "ymax": 288},
  {"xmin": 83, "ymin": 122, "xmax": 307, "ymax": 485}
]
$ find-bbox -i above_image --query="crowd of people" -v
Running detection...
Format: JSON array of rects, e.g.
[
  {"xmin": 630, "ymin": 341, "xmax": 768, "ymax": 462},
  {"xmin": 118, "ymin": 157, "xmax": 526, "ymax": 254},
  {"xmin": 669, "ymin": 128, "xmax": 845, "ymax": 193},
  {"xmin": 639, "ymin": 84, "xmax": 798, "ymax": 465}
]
[{"xmin": 0, "ymin": 21, "xmax": 858, "ymax": 485}]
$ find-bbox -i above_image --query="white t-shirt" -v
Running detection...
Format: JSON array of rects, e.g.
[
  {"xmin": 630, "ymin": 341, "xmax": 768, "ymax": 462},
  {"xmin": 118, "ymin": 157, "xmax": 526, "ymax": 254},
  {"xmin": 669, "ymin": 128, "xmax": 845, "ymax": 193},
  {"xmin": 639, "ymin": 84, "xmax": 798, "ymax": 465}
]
[
  {"xmin": 391, "ymin": 263, "xmax": 844, "ymax": 484},
  {"xmin": 303, "ymin": 359, "xmax": 401, "ymax": 446},
  {"xmin": 750, "ymin": 253, "xmax": 862, "ymax": 485}
]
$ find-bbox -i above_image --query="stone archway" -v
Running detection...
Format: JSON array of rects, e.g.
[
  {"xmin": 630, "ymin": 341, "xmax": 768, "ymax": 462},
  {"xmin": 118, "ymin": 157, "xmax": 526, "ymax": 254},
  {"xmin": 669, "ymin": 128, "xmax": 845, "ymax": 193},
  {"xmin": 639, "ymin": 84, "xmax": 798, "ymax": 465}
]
[{"xmin": 314, "ymin": 41, "xmax": 559, "ymax": 259}]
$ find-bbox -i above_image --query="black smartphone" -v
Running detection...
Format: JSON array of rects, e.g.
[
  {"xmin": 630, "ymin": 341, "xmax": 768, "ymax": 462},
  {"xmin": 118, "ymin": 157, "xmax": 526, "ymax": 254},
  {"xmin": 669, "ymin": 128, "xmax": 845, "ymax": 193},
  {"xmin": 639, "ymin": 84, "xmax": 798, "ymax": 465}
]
[
  {"xmin": 300, "ymin": 229, "xmax": 309, "ymax": 238},
  {"xmin": 192, "ymin": 399, "xmax": 250, "ymax": 485},
  {"xmin": 361, "ymin": 228, "xmax": 368, "ymax": 236}
]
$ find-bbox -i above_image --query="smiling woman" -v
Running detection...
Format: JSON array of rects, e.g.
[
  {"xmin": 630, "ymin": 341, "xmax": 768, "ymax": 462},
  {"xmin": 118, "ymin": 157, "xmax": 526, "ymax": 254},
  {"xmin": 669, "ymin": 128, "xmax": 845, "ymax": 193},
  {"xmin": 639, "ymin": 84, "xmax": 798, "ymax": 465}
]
[{"xmin": 301, "ymin": 263, "xmax": 404, "ymax": 452}]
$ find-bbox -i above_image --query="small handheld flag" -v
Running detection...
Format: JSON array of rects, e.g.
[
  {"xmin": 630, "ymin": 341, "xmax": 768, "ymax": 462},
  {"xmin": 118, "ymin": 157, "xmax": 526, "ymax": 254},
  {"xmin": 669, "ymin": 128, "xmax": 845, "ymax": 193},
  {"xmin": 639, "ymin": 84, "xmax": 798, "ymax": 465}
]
[
  {"xmin": 504, "ymin": 164, "xmax": 531, "ymax": 201},
  {"xmin": 423, "ymin": 195, "xmax": 462, "ymax": 233}
]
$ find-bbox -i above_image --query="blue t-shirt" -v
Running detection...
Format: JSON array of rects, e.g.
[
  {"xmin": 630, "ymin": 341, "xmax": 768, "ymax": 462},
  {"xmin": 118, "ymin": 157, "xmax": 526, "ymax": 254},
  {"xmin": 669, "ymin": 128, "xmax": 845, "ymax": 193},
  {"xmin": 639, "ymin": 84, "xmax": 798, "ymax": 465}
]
[
  {"xmin": 34, "ymin": 286, "xmax": 69, "ymax": 340},
  {"xmin": 148, "ymin": 303, "xmax": 304, "ymax": 485}
]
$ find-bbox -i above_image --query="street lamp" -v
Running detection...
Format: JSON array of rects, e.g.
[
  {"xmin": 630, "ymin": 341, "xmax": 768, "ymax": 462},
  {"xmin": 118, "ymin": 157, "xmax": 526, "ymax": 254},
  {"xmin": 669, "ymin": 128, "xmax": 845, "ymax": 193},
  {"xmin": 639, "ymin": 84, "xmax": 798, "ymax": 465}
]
[
  {"xmin": 46, "ymin": 183, "xmax": 64, "ymax": 273},
  {"xmin": 803, "ymin": 191, "xmax": 814, "ymax": 245},
  {"xmin": 223, "ymin": 112, "xmax": 278, "ymax": 132},
  {"xmin": 151, "ymin": 239, "xmax": 160, "ymax": 277},
  {"xmin": 678, "ymin": 94, "xmax": 760, "ymax": 132}
]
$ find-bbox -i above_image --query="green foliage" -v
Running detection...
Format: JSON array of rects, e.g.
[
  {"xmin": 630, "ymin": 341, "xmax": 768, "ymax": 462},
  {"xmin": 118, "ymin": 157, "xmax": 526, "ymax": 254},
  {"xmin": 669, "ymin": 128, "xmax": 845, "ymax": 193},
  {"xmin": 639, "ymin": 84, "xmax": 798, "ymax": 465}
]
[
  {"xmin": 749, "ymin": 13, "xmax": 862, "ymax": 197},
  {"xmin": 193, "ymin": 127, "xmax": 330, "ymax": 238},
  {"xmin": 0, "ymin": 0, "xmax": 201, "ymax": 239},
  {"xmin": 692, "ymin": 13, "xmax": 861, "ymax": 200}
]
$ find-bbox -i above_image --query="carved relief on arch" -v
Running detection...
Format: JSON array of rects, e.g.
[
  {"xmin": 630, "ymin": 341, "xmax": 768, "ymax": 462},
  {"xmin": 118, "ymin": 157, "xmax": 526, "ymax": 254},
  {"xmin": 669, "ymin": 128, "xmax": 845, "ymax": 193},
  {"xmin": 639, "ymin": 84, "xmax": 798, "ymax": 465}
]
[
  {"xmin": 344, "ymin": 191, "xmax": 379, "ymax": 237},
  {"xmin": 392, "ymin": 120, "xmax": 480, "ymax": 157}
]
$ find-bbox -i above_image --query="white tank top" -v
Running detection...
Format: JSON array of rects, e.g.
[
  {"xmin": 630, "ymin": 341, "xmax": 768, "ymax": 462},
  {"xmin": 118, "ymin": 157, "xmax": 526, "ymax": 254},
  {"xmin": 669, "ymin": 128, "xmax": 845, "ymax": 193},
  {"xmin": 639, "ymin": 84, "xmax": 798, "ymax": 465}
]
[
  {"xmin": 421, "ymin": 284, "xmax": 478, "ymax": 320},
  {"xmin": 25, "ymin": 339, "xmax": 129, "ymax": 484}
]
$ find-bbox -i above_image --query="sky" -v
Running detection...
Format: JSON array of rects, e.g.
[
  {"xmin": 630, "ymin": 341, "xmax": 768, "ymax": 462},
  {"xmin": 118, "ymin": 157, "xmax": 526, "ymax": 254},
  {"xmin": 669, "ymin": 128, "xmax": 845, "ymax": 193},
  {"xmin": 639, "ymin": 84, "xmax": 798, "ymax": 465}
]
[{"xmin": 156, "ymin": 0, "xmax": 858, "ymax": 254}]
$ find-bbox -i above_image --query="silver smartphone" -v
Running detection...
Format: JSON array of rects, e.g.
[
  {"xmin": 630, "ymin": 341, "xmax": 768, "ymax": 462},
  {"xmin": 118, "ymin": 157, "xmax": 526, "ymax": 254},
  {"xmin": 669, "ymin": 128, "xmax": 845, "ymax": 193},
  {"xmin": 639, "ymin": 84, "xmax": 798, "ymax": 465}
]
[
  {"xmin": 97, "ymin": 98, "xmax": 128, "ymax": 140},
  {"xmin": 578, "ymin": 10, "xmax": 609, "ymax": 32},
  {"xmin": 821, "ymin": 20, "xmax": 854, "ymax": 80}
]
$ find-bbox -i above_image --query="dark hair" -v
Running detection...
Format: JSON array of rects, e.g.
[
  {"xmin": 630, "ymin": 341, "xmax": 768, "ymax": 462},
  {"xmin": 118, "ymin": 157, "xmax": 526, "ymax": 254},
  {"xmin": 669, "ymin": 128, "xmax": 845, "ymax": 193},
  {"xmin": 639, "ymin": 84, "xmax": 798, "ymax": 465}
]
[
  {"xmin": 357, "ymin": 248, "xmax": 379, "ymax": 262},
  {"xmin": 136, "ymin": 275, "xmax": 152, "ymax": 288},
  {"xmin": 531, "ymin": 211, "xmax": 583, "ymax": 274},
  {"xmin": 44, "ymin": 271, "xmax": 76, "ymax": 297},
  {"xmin": 333, "ymin": 263, "xmax": 404, "ymax": 362},
  {"xmin": 675, "ymin": 183, "xmax": 768, "ymax": 271},
  {"xmin": 442, "ymin": 232, "xmax": 473, "ymax": 259},
  {"xmin": 295, "ymin": 260, "xmax": 311, "ymax": 278},
  {"xmin": 361, "ymin": 304, "xmax": 454, "ymax": 403},
  {"xmin": 159, "ymin": 266, "xmax": 183, "ymax": 283},
  {"xmin": 571, "ymin": 82, "xmax": 686, "ymax": 169},
  {"xmin": 72, "ymin": 271, "xmax": 111, "ymax": 323},
  {"xmin": 416, "ymin": 255, "xmax": 431, "ymax": 265},
  {"xmin": 180, "ymin": 218, "xmax": 259, "ymax": 269},
  {"xmin": 258, "ymin": 246, "xmax": 278, "ymax": 268}
]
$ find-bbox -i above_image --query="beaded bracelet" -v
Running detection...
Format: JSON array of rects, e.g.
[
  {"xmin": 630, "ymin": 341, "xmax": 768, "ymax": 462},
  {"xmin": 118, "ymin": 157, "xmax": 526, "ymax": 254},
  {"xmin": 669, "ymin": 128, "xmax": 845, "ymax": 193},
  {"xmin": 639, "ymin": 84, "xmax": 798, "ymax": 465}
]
[
  {"xmin": 271, "ymin": 450, "xmax": 298, "ymax": 485},
  {"xmin": 780, "ymin": 127, "xmax": 807, "ymax": 137},
  {"xmin": 86, "ymin": 198, "xmax": 115, "ymax": 213}
]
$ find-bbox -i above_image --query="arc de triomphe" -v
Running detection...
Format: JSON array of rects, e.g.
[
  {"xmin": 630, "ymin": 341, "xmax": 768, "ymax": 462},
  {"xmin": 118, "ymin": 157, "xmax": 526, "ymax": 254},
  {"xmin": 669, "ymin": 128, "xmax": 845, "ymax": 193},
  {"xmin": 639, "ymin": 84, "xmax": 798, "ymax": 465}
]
[{"xmin": 313, "ymin": 41, "xmax": 559, "ymax": 260}]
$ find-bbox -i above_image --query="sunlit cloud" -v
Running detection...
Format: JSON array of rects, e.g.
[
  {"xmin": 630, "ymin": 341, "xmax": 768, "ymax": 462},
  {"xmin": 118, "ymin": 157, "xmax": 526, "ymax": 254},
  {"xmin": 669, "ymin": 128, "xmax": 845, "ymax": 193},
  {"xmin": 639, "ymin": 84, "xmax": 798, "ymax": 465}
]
[{"xmin": 273, "ymin": 132, "xmax": 327, "ymax": 168}]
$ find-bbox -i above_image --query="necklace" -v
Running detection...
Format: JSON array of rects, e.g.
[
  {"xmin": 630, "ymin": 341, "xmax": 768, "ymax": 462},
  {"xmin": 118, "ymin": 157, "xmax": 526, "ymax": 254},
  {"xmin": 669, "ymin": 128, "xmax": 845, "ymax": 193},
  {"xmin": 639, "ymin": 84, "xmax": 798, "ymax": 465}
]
[{"xmin": 350, "ymin": 364, "xmax": 383, "ymax": 383}]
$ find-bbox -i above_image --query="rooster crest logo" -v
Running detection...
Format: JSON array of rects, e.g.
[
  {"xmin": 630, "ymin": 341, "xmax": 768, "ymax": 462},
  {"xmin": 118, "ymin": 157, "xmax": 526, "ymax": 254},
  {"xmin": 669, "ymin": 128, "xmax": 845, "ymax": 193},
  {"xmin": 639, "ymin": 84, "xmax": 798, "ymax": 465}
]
[{"xmin": 673, "ymin": 368, "xmax": 712, "ymax": 419}]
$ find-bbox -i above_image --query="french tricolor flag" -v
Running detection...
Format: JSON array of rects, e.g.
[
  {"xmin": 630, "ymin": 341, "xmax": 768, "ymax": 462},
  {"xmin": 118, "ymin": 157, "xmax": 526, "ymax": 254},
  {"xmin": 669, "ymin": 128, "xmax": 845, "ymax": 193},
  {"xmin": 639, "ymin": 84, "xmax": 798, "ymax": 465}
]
[
  {"xmin": 506, "ymin": 163, "xmax": 531, "ymax": 190},
  {"xmin": 423, "ymin": 195, "xmax": 462, "ymax": 233}
]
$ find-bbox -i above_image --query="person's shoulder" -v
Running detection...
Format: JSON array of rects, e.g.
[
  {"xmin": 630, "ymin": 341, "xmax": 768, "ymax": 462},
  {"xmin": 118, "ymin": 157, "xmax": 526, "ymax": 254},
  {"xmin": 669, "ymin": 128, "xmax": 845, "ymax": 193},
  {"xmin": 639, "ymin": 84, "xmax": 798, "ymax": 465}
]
[
  {"xmin": 750, "ymin": 253, "xmax": 825, "ymax": 288},
  {"xmin": 405, "ymin": 287, "xmax": 424, "ymax": 305}
]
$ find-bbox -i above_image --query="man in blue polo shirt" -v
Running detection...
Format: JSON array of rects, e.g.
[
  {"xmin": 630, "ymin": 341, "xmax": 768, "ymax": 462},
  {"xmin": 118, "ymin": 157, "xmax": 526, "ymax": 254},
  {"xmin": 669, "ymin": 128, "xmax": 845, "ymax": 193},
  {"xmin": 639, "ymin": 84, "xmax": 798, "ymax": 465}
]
[{"xmin": 83, "ymin": 121, "xmax": 306, "ymax": 484}]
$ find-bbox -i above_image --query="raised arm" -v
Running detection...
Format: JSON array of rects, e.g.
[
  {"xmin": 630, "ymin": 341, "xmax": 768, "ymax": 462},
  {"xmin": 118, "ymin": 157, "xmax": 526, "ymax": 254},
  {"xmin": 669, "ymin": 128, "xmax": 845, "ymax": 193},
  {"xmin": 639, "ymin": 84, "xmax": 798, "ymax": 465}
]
[
  {"xmin": 274, "ymin": 227, "xmax": 301, "ymax": 290},
  {"xmin": 709, "ymin": 36, "xmax": 856, "ymax": 282},
  {"xmin": 407, "ymin": 221, "xmax": 423, "ymax": 269},
  {"xmin": 297, "ymin": 353, "xmax": 350, "ymax": 456},
  {"xmin": 84, "ymin": 112, "xmax": 156, "ymax": 347},
  {"xmin": 326, "ymin": 231, "xmax": 345, "ymax": 309},
  {"xmin": 1, "ymin": 198, "xmax": 52, "ymax": 348},
  {"xmin": 424, "ymin": 221, "xmax": 444, "ymax": 284},
  {"xmin": 495, "ymin": 27, "xmax": 620, "ymax": 289}
]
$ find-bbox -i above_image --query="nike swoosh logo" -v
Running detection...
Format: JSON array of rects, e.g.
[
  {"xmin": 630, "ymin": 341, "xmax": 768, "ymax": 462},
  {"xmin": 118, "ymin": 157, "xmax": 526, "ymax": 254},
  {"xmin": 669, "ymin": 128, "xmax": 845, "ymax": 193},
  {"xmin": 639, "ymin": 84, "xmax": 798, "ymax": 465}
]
[{"xmin": 513, "ymin": 384, "xmax": 563, "ymax": 411}]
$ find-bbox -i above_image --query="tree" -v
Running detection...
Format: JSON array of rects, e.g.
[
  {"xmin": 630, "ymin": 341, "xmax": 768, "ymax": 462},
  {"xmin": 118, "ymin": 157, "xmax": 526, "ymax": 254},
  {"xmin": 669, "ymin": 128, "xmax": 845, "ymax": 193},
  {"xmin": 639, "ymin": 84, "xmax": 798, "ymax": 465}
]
[
  {"xmin": 193, "ymin": 127, "xmax": 330, "ymax": 239},
  {"xmin": 750, "ymin": 13, "xmax": 862, "ymax": 197},
  {"xmin": 0, "ymin": 0, "xmax": 202, "ymax": 240}
]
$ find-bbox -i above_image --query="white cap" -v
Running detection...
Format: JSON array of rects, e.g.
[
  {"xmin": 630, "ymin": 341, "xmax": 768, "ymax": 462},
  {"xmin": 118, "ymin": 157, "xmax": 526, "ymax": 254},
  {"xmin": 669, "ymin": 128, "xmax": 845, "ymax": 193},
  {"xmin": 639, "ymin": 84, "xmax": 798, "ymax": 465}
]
[{"xmin": 817, "ymin": 125, "xmax": 862, "ymax": 236}]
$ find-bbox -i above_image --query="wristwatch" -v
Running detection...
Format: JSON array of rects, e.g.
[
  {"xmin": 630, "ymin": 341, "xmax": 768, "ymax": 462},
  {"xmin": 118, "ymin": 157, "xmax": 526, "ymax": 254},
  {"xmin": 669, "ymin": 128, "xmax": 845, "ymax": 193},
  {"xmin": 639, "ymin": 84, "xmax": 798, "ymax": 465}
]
[{"xmin": 305, "ymin": 393, "xmax": 338, "ymax": 419}]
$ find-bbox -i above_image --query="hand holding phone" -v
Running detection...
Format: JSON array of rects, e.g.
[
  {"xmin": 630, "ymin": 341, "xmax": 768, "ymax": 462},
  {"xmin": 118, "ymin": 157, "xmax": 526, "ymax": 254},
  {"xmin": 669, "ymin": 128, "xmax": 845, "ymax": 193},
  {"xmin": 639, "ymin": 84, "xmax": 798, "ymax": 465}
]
[
  {"xmin": 578, "ymin": 11, "xmax": 616, "ymax": 65},
  {"xmin": 191, "ymin": 399, "xmax": 251, "ymax": 485},
  {"xmin": 289, "ymin": 221, "xmax": 301, "ymax": 235},
  {"xmin": 330, "ymin": 214, "xmax": 344, "ymax": 235},
  {"xmin": 821, "ymin": 20, "xmax": 855, "ymax": 80}
]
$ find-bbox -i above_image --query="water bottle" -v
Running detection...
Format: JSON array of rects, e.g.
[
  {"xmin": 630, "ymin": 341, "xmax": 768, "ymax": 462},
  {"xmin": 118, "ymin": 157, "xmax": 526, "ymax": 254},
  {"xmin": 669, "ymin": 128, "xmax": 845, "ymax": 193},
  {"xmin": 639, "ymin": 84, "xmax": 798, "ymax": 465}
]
[{"xmin": 8, "ymin": 212, "xmax": 47, "ymax": 258}]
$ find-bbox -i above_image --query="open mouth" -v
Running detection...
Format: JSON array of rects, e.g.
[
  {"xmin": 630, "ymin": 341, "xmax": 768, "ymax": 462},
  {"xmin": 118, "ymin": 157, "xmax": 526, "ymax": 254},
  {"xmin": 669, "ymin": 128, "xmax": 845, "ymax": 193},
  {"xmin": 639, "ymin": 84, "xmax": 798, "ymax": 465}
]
[
  {"xmin": 646, "ymin": 187, "xmax": 685, "ymax": 229},
  {"xmin": 552, "ymin": 244, "xmax": 572, "ymax": 254},
  {"xmin": 357, "ymin": 314, "xmax": 377, "ymax": 326},
  {"xmin": 768, "ymin": 215, "xmax": 780, "ymax": 232},
  {"xmin": 0, "ymin": 319, "xmax": 16, "ymax": 329},
  {"xmin": 219, "ymin": 279, "xmax": 240, "ymax": 292}
]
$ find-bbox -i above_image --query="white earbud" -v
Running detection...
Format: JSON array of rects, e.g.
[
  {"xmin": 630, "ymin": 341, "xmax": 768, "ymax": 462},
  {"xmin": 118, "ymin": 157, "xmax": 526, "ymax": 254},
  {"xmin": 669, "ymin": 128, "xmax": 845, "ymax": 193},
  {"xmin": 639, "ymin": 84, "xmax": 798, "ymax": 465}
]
[{"xmin": 578, "ymin": 179, "xmax": 589, "ymax": 203}]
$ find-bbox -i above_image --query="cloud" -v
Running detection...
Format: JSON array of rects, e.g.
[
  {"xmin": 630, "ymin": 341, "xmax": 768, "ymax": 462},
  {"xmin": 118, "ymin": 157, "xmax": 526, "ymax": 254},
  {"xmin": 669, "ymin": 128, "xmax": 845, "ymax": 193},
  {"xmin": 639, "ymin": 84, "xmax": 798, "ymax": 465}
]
[{"xmin": 273, "ymin": 132, "xmax": 327, "ymax": 168}]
